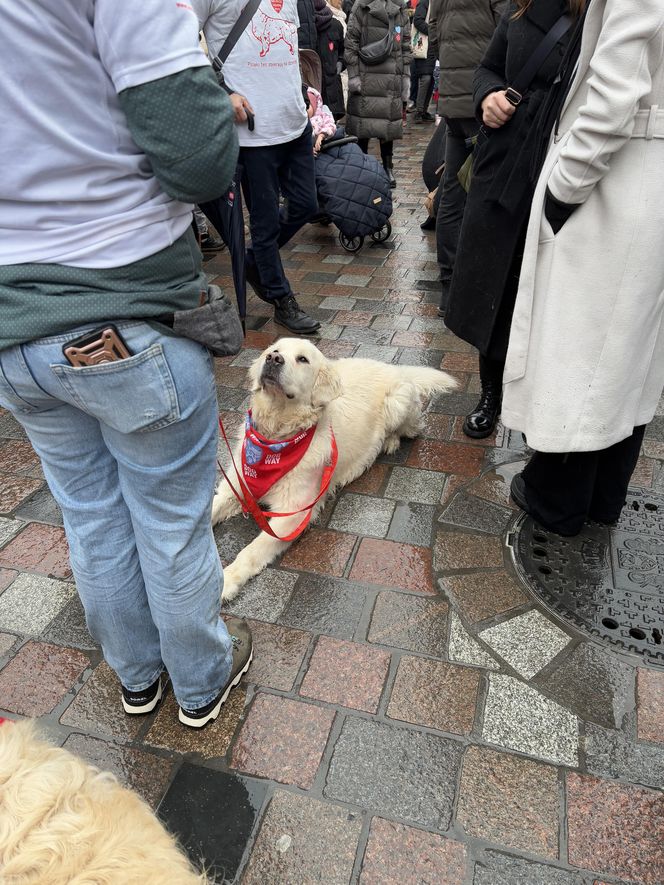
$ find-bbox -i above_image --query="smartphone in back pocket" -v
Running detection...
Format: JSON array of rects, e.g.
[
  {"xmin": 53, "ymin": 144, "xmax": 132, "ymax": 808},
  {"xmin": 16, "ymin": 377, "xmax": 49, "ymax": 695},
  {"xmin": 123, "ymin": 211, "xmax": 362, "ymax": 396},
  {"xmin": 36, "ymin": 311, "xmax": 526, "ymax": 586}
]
[{"xmin": 63, "ymin": 325, "xmax": 133, "ymax": 367}]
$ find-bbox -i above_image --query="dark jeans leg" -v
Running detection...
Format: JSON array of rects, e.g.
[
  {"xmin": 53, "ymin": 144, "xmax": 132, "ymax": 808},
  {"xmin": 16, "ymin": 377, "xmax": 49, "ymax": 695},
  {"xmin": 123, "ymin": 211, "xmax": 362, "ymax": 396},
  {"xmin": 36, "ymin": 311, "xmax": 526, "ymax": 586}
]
[
  {"xmin": 479, "ymin": 354, "xmax": 504, "ymax": 388},
  {"xmin": 590, "ymin": 425, "xmax": 647, "ymax": 521},
  {"xmin": 436, "ymin": 119, "xmax": 477, "ymax": 289},
  {"xmin": 277, "ymin": 124, "xmax": 318, "ymax": 249},
  {"xmin": 521, "ymin": 426, "xmax": 646, "ymax": 536},
  {"xmin": 416, "ymin": 74, "xmax": 433, "ymax": 114},
  {"xmin": 409, "ymin": 60, "xmax": 418, "ymax": 102}
]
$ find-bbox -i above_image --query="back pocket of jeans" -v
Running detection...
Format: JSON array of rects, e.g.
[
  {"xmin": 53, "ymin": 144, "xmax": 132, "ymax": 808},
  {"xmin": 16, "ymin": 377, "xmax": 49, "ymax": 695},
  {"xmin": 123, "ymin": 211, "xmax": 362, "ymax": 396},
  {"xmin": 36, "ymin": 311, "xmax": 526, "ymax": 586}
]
[{"xmin": 51, "ymin": 344, "xmax": 180, "ymax": 433}]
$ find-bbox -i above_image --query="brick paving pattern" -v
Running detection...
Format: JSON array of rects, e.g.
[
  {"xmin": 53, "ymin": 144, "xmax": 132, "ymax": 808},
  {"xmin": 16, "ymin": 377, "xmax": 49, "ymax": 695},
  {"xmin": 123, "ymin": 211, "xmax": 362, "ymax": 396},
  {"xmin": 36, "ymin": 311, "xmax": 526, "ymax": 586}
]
[{"xmin": 1, "ymin": 121, "xmax": 663, "ymax": 883}]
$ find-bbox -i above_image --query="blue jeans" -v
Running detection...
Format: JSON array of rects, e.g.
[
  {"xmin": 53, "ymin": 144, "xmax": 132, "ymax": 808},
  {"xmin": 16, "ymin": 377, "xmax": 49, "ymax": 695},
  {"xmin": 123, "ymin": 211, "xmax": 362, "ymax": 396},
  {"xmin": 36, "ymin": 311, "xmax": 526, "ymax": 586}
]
[
  {"xmin": 0, "ymin": 321, "xmax": 232, "ymax": 709},
  {"xmin": 241, "ymin": 122, "xmax": 318, "ymax": 300}
]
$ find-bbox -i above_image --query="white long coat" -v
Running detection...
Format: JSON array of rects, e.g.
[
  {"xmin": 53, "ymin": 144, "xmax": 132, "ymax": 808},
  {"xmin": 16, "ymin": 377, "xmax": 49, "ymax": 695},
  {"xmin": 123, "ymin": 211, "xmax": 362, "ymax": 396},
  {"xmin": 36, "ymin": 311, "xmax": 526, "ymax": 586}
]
[{"xmin": 502, "ymin": 0, "xmax": 664, "ymax": 452}]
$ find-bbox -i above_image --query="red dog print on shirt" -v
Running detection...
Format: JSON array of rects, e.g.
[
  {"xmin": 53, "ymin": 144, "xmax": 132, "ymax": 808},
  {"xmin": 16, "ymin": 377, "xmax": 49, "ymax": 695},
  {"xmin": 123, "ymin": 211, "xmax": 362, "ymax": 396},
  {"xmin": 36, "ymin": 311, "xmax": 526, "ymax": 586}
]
[{"xmin": 251, "ymin": 8, "xmax": 297, "ymax": 57}]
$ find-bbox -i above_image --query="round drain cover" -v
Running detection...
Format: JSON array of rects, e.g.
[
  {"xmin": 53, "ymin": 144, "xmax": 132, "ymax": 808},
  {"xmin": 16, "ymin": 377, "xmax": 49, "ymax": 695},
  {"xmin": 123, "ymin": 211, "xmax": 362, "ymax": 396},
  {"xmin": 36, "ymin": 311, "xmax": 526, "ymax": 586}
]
[{"xmin": 509, "ymin": 488, "xmax": 664, "ymax": 667}]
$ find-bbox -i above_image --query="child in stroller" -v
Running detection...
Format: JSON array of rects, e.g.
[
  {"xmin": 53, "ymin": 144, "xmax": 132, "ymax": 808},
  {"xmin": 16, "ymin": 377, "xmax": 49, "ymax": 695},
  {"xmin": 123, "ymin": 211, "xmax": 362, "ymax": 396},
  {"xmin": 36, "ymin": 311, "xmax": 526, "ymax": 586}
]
[{"xmin": 301, "ymin": 50, "xmax": 393, "ymax": 253}]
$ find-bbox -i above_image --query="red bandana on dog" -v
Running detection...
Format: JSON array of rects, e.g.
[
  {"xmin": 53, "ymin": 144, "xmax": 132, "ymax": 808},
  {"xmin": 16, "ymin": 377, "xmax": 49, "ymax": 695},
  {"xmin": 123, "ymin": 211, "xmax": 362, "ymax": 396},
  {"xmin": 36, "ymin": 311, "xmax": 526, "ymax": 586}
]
[{"xmin": 241, "ymin": 411, "xmax": 316, "ymax": 502}]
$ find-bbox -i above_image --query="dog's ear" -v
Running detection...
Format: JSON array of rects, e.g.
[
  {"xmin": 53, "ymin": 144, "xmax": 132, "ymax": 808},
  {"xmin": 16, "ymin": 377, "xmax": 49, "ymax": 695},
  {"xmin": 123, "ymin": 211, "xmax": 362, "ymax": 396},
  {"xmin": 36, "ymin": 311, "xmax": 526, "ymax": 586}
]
[
  {"xmin": 311, "ymin": 360, "xmax": 342, "ymax": 408},
  {"xmin": 247, "ymin": 354, "xmax": 263, "ymax": 392}
]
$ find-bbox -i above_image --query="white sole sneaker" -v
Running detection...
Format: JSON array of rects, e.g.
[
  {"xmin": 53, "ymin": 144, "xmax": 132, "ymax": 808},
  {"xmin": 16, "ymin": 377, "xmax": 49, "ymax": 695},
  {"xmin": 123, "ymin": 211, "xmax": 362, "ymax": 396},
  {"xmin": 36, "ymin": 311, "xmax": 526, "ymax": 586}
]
[
  {"xmin": 121, "ymin": 680, "xmax": 163, "ymax": 715},
  {"xmin": 178, "ymin": 651, "xmax": 253, "ymax": 729}
]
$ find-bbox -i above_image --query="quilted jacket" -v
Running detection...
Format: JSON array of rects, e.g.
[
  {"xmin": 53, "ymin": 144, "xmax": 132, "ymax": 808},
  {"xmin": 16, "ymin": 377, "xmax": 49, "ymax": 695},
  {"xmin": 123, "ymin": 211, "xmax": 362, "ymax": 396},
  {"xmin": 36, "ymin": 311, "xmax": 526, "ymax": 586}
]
[{"xmin": 316, "ymin": 134, "xmax": 392, "ymax": 237}]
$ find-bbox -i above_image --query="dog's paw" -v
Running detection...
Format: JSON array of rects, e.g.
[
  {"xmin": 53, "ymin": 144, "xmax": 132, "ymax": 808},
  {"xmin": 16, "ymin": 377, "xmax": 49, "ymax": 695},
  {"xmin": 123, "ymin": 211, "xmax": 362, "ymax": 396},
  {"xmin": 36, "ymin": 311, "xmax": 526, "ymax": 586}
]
[
  {"xmin": 211, "ymin": 492, "xmax": 240, "ymax": 526},
  {"xmin": 382, "ymin": 434, "xmax": 401, "ymax": 455},
  {"xmin": 221, "ymin": 564, "xmax": 244, "ymax": 602}
]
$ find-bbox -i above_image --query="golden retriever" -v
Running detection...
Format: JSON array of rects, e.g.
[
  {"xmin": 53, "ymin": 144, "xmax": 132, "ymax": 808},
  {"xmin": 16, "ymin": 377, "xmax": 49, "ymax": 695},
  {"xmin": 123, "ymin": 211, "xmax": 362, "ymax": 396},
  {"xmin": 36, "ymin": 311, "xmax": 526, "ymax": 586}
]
[
  {"xmin": 212, "ymin": 338, "xmax": 456, "ymax": 600},
  {"xmin": 0, "ymin": 720, "xmax": 206, "ymax": 885}
]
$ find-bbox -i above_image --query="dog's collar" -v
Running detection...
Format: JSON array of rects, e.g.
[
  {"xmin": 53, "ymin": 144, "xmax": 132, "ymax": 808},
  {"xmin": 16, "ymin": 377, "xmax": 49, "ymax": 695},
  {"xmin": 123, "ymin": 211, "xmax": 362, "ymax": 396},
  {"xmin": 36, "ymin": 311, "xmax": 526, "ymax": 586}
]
[{"xmin": 241, "ymin": 410, "xmax": 317, "ymax": 502}]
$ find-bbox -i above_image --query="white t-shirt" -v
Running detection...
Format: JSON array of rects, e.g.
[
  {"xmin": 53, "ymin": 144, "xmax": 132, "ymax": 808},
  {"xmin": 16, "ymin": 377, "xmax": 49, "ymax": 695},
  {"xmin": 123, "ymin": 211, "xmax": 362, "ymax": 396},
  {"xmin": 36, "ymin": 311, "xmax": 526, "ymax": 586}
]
[
  {"xmin": 192, "ymin": 0, "xmax": 308, "ymax": 147},
  {"xmin": 0, "ymin": 1, "xmax": 208, "ymax": 269}
]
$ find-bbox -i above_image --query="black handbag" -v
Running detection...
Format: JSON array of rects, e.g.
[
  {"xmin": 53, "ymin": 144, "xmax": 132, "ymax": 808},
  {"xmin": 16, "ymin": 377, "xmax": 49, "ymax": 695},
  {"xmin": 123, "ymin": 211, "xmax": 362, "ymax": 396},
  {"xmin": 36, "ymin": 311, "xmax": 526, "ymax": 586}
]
[{"xmin": 359, "ymin": 14, "xmax": 396, "ymax": 65}]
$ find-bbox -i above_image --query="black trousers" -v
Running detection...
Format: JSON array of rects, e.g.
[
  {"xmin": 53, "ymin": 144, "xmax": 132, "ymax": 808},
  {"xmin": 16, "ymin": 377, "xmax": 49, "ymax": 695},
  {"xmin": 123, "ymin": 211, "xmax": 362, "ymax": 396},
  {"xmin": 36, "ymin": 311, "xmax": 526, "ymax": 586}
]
[
  {"xmin": 357, "ymin": 138, "xmax": 393, "ymax": 162},
  {"xmin": 521, "ymin": 426, "xmax": 647, "ymax": 536}
]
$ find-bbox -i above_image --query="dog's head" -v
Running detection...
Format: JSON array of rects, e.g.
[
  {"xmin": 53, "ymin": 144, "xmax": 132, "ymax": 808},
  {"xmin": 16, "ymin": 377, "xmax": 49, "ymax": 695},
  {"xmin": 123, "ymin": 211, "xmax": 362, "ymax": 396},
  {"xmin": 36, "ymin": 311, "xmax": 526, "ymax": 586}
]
[{"xmin": 249, "ymin": 338, "xmax": 342, "ymax": 408}]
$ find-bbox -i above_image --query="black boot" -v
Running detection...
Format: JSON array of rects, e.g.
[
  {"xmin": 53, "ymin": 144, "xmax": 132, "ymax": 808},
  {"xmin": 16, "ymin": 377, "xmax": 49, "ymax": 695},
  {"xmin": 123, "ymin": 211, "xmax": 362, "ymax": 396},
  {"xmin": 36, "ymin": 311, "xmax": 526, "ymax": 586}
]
[
  {"xmin": 383, "ymin": 158, "xmax": 396, "ymax": 189},
  {"xmin": 463, "ymin": 382, "xmax": 502, "ymax": 439},
  {"xmin": 274, "ymin": 295, "xmax": 321, "ymax": 335}
]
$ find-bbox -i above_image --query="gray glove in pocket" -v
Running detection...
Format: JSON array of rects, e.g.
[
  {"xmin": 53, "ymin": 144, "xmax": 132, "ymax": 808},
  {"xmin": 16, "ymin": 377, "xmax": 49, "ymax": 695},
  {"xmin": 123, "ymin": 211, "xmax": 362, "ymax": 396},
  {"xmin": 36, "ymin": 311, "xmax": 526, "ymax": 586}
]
[{"xmin": 171, "ymin": 285, "xmax": 243, "ymax": 357}]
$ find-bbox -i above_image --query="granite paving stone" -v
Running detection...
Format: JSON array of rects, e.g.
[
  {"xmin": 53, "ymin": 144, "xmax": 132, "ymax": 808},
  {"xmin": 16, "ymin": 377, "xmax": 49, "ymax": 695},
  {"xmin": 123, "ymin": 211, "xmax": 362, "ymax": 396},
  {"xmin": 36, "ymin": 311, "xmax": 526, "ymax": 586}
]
[
  {"xmin": 64, "ymin": 733, "xmax": 174, "ymax": 808},
  {"xmin": 386, "ymin": 502, "xmax": 435, "ymax": 546},
  {"xmin": 368, "ymin": 591, "xmax": 448, "ymax": 655},
  {"xmin": 469, "ymin": 463, "xmax": 522, "ymax": 508},
  {"xmin": 0, "ymin": 522, "xmax": 71, "ymax": 578},
  {"xmin": 473, "ymin": 852, "xmax": 586, "ymax": 885},
  {"xmin": 300, "ymin": 636, "xmax": 390, "ymax": 712},
  {"xmin": 360, "ymin": 818, "xmax": 467, "ymax": 885},
  {"xmin": 354, "ymin": 344, "xmax": 399, "ymax": 362},
  {"xmin": 583, "ymin": 722, "xmax": 664, "ymax": 790},
  {"xmin": 243, "ymin": 620, "xmax": 310, "ymax": 691},
  {"xmin": 325, "ymin": 717, "xmax": 463, "ymax": 829},
  {"xmin": 636, "ymin": 667, "xmax": 664, "ymax": 744},
  {"xmin": 214, "ymin": 513, "xmax": 261, "ymax": 566},
  {"xmin": 0, "ymin": 640, "xmax": 88, "ymax": 717},
  {"xmin": 480, "ymin": 610, "xmax": 571, "ymax": 679},
  {"xmin": 230, "ymin": 348, "xmax": 263, "ymax": 368},
  {"xmin": 535, "ymin": 642, "xmax": 634, "ymax": 730},
  {"xmin": 242, "ymin": 790, "xmax": 362, "ymax": 885},
  {"xmin": 442, "ymin": 572, "xmax": 529, "ymax": 625},
  {"xmin": 329, "ymin": 494, "xmax": 395, "ymax": 538},
  {"xmin": 232, "ymin": 693, "xmax": 334, "ymax": 788},
  {"xmin": 420, "ymin": 413, "xmax": 452, "ymax": 441},
  {"xmin": 434, "ymin": 531, "xmax": 504, "ymax": 571},
  {"xmin": 428, "ymin": 391, "xmax": 482, "ymax": 416},
  {"xmin": 42, "ymin": 596, "xmax": 98, "ymax": 651},
  {"xmin": 387, "ymin": 656, "xmax": 480, "ymax": 735},
  {"xmin": 281, "ymin": 528, "xmax": 357, "ymax": 577},
  {"xmin": 0, "ymin": 631, "xmax": 18, "ymax": 658},
  {"xmin": 60, "ymin": 661, "xmax": 143, "ymax": 740},
  {"xmin": 350, "ymin": 538, "xmax": 434, "ymax": 594},
  {"xmin": 13, "ymin": 485, "xmax": 63, "ymax": 525},
  {"xmin": 457, "ymin": 746, "xmax": 560, "ymax": 858},
  {"xmin": 448, "ymin": 612, "xmax": 501, "ymax": 671},
  {"xmin": 0, "ymin": 568, "xmax": 16, "ymax": 592},
  {"xmin": 439, "ymin": 493, "xmax": 514, "ymax": 535},
  {"xmin": 483, "ymin": 674, "xmax": 579, "ymax": 767},
  {"xmin": 0, "ymin": 516, "xmax": 23, "ymax": 548},
  {"xmin": 0, "ymin": 572, "xmax": 75, "ymax": 634},
  {"xmin": 384, "ymin": 466, "xmax": 447, "ymax": 505},
  {"xmin": 277, "ymin": 575, "xmax": 367, "ymax": 639},
  {"xmin": 407, "ymin": 440, "xmax": 484, "ymax": 476},
  {"xmin": 346, "ymin": 463, "xmax": 389, "ymax": 495},
  {"xmin": 0, "ymin": 475, "xmax": 43, "ymax": 515},
  {"xmin": 145, "ymin": 688, "xmax": 247, "ymax": 759},
  {"xmin": 223, "ymin": 568, "xmax": 298, "ymax": 622},
  {"xmin": 566, "ymin": 772, "xmax": 664, "ymax": 885}
]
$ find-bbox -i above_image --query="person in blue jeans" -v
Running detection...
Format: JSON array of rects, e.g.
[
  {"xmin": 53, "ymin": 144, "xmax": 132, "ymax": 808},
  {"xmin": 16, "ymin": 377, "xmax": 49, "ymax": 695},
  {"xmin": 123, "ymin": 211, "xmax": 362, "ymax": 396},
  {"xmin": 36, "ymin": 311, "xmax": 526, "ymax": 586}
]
[{"xmin": 0, "ymin": 0, "xmax": 252, "ymax": 729}]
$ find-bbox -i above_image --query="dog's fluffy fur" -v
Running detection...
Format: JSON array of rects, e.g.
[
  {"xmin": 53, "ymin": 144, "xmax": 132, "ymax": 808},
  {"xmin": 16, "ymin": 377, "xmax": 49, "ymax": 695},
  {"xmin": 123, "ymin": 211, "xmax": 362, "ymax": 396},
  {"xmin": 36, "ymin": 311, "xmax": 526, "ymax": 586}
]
[
  {"xmin": 212, "ymin": 338, "xmax": 456, "ymax": 599},
  {"xmin": 0, "ymin": 720, "xmax": 206, "ymax": 885}
]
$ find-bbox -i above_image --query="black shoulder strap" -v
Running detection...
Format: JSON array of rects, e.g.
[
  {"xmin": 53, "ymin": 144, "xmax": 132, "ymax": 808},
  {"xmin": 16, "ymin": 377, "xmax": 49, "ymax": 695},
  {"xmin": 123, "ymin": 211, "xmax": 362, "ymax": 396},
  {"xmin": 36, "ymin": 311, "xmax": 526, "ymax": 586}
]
[
  {"xmin": 212, "ymin": 0, "xmax": 263, "ymax": 74},
  {"xmin": 510, "ymin": 13, "xmax": 573, "ymax": 100}
]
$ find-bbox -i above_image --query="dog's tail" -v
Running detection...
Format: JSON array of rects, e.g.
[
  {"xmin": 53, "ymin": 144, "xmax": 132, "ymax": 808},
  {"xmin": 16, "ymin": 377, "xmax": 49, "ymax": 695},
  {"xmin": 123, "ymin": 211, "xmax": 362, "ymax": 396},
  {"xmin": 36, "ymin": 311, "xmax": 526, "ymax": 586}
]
[{"xmin": 397, "ymin": 365, "xmax": 458, "ymax": 396}]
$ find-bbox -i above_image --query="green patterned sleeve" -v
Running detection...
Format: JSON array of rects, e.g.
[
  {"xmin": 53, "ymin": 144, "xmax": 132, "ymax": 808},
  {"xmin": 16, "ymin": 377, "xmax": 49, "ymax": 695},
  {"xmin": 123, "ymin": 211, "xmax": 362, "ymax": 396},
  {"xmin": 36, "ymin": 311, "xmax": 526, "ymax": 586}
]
[{"xmin": 118, "ymin": 65, "xmax": 239, "ymax": 204}]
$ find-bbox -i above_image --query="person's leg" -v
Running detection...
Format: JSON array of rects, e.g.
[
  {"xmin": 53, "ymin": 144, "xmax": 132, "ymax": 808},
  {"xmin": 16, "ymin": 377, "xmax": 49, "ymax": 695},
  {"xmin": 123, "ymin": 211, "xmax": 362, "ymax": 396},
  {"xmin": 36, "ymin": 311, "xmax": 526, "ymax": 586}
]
[
  {"xmin": 436, "ymin": 118, "xmax": 476, "ymax": 314},
  {"xmin": 463, "ymin": 354, "xmax": 503, "ymax": 439},
  {"xmin": 380, "ymin": 139, "xmax": 396, "ymax": 188},
  {"xmin": 590, "ymin": 426, "xmax": 647, "ymax": 522},
  {"xmin": 276, "ymin": 123, "xmax": 319, "ymax": 249},
  {"xmin": 408, "ymin": 59, "xmax": 417, "ymax": 106},
  {"xmin": 518, "ymin": 450, "xmax": 599, "ymax": 536},
  {"xmin": 415, "ymin": 75, "xmax": 433, "ymax": 118},
  {"xmin": 241, "ymin": 144, "xmax": 292, "ymax": 300},
  {"xmin": 357, "ymin": 137, "xmax": 369, "ymax": 154}
]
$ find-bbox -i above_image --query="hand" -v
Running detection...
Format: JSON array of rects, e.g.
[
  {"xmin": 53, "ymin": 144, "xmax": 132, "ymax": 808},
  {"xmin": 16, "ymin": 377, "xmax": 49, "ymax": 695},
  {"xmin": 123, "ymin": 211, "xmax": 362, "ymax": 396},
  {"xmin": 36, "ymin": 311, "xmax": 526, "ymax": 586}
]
[
  {"xmin": 481, "ymin": 90, "xmax": 516, "ymax": 129},
  {"xmin": 314, "ymin": 133, "xmax": 325, "ymax": 154},
  {"xmin": 229, "ymin": 93, "xmax": 254, "ymax": 125}
]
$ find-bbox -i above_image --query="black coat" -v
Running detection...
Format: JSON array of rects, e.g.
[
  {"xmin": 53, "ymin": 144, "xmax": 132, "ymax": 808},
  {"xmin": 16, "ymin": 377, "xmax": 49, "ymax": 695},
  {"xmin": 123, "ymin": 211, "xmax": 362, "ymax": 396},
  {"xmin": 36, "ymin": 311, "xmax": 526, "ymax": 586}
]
[
  {"xmin": 412, "ymin": 0, "xmax": 434, "ymax": 76},
  {"xmin": 298, "ymin": 0, "xmax": 318, "ymax": 49},
  {"xmin": 445, "ymin": 0, "xmax": 572, "ymax": 360},
  {"xmin": 318, "ymin": 18, "xmax": 346, "ymax": 118}
]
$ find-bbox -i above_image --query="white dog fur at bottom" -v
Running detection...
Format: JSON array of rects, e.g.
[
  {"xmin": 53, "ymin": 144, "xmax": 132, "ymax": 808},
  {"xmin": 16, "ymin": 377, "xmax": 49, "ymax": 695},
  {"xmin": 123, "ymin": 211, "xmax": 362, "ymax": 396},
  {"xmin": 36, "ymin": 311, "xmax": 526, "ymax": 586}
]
[{"xmin": 212, "ymin": 338, "xmax": 456, "ymax": 600}]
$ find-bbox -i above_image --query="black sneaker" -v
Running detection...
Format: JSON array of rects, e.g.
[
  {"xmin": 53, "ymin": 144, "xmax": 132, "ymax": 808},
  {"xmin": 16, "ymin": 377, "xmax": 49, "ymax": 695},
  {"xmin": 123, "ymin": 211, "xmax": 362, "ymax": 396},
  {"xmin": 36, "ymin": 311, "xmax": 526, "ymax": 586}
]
[
  {"xmin": 121, "ymin": 675, "xmax": 163, "ymax": 715},
  {"xmin": 274, "ymin": 295, "xmax": 321, "ymax": 335},
  {"xmin": 200, "ymin": 233, "xmax": 225, "ymax": 255},
  {"xmin": 178, "ymin": 618, "xmax": 253, "ymax": 728}
]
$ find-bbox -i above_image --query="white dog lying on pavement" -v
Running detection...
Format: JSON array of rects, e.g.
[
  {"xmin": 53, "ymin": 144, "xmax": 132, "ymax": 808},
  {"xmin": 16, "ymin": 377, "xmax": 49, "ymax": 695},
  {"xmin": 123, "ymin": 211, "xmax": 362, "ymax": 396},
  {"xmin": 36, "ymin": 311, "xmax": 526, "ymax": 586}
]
[{"xmin": 212, "ymin": 338, "xmax": 456, "ymax": 600}]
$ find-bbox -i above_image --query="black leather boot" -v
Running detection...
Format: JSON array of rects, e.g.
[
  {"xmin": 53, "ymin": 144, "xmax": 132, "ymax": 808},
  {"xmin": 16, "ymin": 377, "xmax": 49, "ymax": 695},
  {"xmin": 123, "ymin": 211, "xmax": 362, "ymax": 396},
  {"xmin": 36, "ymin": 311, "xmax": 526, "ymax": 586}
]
[
  {"xmin": 274, "ymin": 295, "xmax": 321, "ymax": 335},
  {"xmin": 383, "ymin": 158, "xmax": 396, "ymax": 188},
  {"xmin": 463, "ymin": 382, "xmax": 502, "ymax": 439}
]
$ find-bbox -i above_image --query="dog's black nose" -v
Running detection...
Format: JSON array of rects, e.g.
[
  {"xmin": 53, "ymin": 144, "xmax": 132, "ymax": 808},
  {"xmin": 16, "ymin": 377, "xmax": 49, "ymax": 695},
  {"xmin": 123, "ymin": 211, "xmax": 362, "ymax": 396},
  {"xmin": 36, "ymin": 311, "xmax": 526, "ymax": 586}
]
[{"xmin": 266, "ymin": 352, "xmax": 284, "ymax": 366}]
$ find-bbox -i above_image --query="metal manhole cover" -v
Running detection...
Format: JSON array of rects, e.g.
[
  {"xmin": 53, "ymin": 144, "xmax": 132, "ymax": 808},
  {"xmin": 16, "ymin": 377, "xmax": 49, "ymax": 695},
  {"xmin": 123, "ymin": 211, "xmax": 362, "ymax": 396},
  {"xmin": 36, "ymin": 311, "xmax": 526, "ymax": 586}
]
[{"xmin": 509, "ymin": 488, "xmax": 664, "ymax": 667}]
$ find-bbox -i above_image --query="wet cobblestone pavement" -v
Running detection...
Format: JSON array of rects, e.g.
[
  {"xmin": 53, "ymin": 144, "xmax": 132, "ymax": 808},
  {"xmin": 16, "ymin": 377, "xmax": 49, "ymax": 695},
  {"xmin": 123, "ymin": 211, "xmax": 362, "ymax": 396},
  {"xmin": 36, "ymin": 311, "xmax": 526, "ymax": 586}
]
[{"xmin": 1, "ymin": 122, "xmax": 664, "ymax": 884}]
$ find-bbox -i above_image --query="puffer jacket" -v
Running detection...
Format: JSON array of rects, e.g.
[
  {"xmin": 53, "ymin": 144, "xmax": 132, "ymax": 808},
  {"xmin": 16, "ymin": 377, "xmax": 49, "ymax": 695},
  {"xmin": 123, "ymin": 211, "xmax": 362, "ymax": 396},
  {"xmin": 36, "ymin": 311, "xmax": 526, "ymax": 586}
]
[
  {"xmin": 344, "ymin": 0, "xmax": 411, "ymax": 142},
  {"xmin": 428, "ymin": 0, "xmax": 507, "ymax": 119},
  {"xmin": 298, "ymin": 0, "xmax": 317, "ymax": 49}
]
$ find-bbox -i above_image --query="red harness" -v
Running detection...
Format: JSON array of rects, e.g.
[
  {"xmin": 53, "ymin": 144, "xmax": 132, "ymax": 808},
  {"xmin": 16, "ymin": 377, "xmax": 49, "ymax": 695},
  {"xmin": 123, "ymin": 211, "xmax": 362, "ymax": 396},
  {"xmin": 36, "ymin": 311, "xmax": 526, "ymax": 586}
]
[{"xmin": 218, "ymin": 415, "xmax": 338, "ymax": 541}]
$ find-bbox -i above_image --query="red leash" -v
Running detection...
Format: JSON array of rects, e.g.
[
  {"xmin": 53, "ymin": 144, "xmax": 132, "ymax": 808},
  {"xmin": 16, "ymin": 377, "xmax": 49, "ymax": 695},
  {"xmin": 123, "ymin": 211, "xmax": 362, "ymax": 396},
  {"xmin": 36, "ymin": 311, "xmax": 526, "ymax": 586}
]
[{"xmin": 217, "ymin": 417, "xmax": 338, "ymax": 541}]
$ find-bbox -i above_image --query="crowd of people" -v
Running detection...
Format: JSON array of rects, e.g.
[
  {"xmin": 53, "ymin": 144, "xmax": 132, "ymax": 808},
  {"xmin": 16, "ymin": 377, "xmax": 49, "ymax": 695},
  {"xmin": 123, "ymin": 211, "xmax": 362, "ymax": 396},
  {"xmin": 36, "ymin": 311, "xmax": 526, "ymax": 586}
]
[{"xmin": 0, "ymin": 0, "xmax": 663, "ymax": 745}]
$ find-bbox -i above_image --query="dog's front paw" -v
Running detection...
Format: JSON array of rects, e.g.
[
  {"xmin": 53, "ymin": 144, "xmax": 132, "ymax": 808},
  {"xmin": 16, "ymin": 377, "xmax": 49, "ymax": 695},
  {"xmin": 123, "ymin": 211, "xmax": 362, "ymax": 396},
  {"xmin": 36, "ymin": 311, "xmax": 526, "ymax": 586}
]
[
  {"xmin": 221, "ymin": 563, "xmax": 244, "ymax": 602},
  {"xmin": 382, "ymin": 434, "xmax": 401, "ymax": 455}
]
